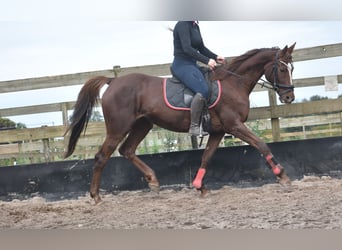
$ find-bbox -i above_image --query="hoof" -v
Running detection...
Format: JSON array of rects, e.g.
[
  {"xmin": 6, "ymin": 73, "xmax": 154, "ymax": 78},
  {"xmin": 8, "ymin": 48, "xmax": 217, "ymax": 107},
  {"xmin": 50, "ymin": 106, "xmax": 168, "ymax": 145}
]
[
  {"xmin": 198, "ymin": 185, "xmax": 210, "ymax": 198},
  {"xmin": 278, "ymin": 172, "xmax": 291, "ymax": 186},
  {"xmin": 93, "ymin": 196, "xmax": 102, "ymax": 205},
  {"xmin": 200, "ymin": 189, "xmax": 210, "ymax": 198},
  {"xmin": 149, "ymin": 182, "xmax": 160, "ymax": 193}
]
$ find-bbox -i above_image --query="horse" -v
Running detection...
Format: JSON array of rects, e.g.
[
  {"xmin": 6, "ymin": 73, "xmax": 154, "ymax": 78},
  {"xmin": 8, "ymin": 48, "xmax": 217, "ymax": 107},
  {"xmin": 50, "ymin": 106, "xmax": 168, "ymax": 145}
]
[{"xmin": 64, "ymin": 43, "xmax": 296, "ymax": 204}]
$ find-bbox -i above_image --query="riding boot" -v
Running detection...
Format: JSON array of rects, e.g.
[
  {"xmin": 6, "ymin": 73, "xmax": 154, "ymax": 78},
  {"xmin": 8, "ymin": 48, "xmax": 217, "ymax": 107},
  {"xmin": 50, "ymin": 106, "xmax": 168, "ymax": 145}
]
[{"xmin": 189, "ymin": 93, "xmax": 208, "ymax": 136}]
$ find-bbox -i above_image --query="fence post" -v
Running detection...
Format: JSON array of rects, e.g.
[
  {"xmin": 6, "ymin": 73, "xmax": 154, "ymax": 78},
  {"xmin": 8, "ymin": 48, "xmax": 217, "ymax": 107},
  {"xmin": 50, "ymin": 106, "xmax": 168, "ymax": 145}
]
[
  {"xmin": 61, "ymin": 103, "xmax": 69, "ymax": 157},
  {"xmin": 340, "ymin": 112, "xmax": 342, "ymax": 136},
  {"xmin": 113, "ymin": 65, "xmax": 121, "ymax": 78},
  {"xmin": 61, "ymin": 103, "xmax": 68, "ymax": 126},
  {"xmin": 191, "ymin": 136, "xmax": 198, "ymax": 149},
  {"xmin": 268, "ymin": 89, "xmax": 281, "ymax": 142},
  {"xmin": 42, "ymin": 138, "xmax": 51, "ymax": 162}
]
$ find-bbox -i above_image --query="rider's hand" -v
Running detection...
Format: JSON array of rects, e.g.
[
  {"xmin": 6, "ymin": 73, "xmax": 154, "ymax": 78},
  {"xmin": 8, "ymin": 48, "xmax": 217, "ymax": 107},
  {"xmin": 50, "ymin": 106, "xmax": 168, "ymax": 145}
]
[
  {"xmin": 208, "ymin": 58, "xmax": 217, "ymax": 70},
  {"xmin": 216, "ymin": 55, "xmax": 226, "ymax": 64}
]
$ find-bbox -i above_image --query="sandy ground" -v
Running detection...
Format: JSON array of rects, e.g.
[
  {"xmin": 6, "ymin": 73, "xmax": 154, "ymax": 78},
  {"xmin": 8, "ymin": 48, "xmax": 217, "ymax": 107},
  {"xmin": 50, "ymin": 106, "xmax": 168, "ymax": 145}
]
[{"xmin": 1, "ymin": 175, "xmax": 342, "ymax": 229}]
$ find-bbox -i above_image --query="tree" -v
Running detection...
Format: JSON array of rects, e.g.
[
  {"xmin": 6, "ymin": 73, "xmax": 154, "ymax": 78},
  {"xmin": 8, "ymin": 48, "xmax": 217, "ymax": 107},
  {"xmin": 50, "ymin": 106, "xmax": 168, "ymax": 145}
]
[
  {"xmin": 309, "ymin": 95, "xmax": 328, "ymax": 101},
  {"xmin": 0, "ymin": 117, "xmax": 16, "ymax": 129},
  {"xmin": 68, "ymin": 110, "xmax": 104, "ymax": 124},
  {"xmin": 301, "ymin": 95, "xmax": 328, "ymax": 103},
  {"xmin": 90, "ymin": 110, "xmax": 104, "ymax": 122},
  {"xmin": 0, "ymin": 117, "xmax": 26, "ymax": 130},
  {"xmin": 16, "ymin": 122, "xmax": 27, "ymax": 129}
]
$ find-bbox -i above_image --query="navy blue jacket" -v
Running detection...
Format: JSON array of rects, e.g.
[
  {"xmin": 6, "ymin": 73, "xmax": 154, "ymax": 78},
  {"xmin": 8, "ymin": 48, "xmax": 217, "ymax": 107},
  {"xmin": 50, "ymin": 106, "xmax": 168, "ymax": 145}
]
[{"xmin": 173, "ymin": 21, "xmax": 217, "ymax": 65}]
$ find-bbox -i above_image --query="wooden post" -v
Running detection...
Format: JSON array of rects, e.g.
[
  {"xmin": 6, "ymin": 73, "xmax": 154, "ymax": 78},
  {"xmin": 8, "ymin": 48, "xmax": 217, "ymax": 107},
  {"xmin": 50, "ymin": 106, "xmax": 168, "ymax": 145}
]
[
  {"xmin": 191, "ymin": 136, "xmax": 198, "ymax": 149},
  {"xmin": 339, "ymin": 112, "xmax": 342, "ymax": 136},
  {"xmin": 42, "ymin": 138, "xmax": 51, "ymax": 162},
  {"xmin": 113, "ymin": 65, "xmax": 121, "ymax": 78},
  {"xmin": 61, "ymin": 103, "xmax": 70, "ymax": 156},
  {"xmin": 302, "ymin": 125, "xmax": 307, "ymax": 139},
  {"xmin": 61, "ymin": 103, "xmax": 68, "ymax": 126},
  {"xmin": 268, "ymin": 89, "xmax": 281, "ymax": 142}
]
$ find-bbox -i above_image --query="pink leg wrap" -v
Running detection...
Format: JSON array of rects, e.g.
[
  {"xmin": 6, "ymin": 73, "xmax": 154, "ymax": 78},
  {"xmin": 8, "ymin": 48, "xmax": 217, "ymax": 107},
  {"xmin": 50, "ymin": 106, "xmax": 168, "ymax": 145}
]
[
  {"xmin": 192, "ymin": 168, "xmax": 206, "ymax": 189},
  {"xmin": 266, "ymin": 154, "xmax": 282, "ymax": 176}
]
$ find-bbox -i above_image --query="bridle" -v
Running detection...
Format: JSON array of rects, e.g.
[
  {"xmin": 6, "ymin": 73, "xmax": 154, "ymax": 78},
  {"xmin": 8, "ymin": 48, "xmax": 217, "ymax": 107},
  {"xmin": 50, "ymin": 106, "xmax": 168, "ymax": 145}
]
[
  {"xmin": 218, "ymin": 49, "xmax": 294, "ymax": 96},
  {"xmin": 268, "ymin": 50, "xmax": 295, "ymax": 96}
]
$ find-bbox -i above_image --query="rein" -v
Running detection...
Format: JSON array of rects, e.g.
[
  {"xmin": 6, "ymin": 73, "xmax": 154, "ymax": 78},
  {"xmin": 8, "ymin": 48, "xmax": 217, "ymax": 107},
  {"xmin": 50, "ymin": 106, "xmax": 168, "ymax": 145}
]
[
  {"xmin": 217, "ymin": 50, "xmax": 294, "ymax": 94},
  {"xmin": 220, "ymin": 68, "xmax": 277, "ymax": 91}
]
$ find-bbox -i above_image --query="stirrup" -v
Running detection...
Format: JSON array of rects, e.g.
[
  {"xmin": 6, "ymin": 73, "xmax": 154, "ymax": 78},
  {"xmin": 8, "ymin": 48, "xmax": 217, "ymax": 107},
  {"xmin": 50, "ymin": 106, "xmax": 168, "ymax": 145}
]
[
  {"xmin": 199, "ymin": 131, "xmax": 209, "ymax": 137},
  {"xmin": 189, "ymin": 125, "xmax": 208, "ymax": 137}
]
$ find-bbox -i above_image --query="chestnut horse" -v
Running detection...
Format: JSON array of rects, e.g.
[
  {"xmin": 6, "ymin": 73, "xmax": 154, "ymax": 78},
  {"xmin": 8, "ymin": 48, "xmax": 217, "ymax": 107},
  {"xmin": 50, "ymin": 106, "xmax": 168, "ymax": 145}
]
[{"xmin": 65, "ymin": 43, "xmax": 296, "ymax": 204}]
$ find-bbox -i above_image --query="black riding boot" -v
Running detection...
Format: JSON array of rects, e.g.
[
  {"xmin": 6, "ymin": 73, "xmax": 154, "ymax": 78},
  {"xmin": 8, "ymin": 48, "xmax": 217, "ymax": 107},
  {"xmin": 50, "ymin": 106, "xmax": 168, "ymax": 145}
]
[{"xmin": 189, "ymin": 93, "xmax": 208, "ymax": 136}]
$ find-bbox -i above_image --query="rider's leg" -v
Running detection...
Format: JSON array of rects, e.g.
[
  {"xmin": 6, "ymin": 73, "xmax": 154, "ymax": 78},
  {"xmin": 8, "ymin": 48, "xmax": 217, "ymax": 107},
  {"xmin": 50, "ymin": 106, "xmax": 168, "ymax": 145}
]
[{"xmin": 189, "ymin": 93, "xmax": 207, "ymax": 136}]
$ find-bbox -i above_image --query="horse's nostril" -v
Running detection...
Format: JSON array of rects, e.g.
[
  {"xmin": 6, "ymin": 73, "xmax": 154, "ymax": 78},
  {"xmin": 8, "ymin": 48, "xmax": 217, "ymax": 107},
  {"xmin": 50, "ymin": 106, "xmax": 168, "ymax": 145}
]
[{"xmin": 282, "ymin": 95, "xmax": 294, "ymax": 104}]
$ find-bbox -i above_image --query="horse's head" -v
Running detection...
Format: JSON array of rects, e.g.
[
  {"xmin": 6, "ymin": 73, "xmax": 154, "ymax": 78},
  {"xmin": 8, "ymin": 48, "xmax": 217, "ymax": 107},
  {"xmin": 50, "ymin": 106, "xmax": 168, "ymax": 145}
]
[{"xmin": 264, "ymin": 43, "xmax": 296, "ymax": 104}]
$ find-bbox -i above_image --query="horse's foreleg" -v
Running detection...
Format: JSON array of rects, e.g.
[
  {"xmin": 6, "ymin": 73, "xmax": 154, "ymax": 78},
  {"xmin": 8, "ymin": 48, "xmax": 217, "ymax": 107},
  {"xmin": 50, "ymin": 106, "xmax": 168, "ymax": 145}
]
[
  {"xmin": 230, "ymin": 123, "xmax": 291, "ymax": 185},
  {"xmin": 193, "ymin": 132, "xmax": 225, "ymax": 196},
  {"xmin": 90, "ymin": 135, "xmax": 122, "ymax": 204},
  {"xmin": 118, "ymin": 119, "xmax": 160, "ymax": 191}
]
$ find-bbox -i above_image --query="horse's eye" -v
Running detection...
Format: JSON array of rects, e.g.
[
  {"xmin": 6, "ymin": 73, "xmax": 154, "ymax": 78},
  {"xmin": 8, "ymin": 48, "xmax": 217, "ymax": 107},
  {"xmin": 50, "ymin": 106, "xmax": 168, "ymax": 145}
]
[{"xmin": 280, "ymin": 68, "xmax": 286, "ymax": 73}]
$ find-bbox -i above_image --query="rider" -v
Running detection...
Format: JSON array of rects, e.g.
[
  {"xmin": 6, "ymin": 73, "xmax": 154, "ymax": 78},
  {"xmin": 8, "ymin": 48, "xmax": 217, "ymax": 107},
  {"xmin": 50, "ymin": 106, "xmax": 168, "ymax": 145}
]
[{"xmin": 171, "ymin": 21, "xmax": 225, "ymax": 136}]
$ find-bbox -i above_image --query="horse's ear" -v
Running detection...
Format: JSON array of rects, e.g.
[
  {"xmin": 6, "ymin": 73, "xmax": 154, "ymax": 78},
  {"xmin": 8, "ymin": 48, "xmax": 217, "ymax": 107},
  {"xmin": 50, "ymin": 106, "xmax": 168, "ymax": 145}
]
[
  {"xmin": 287, "ymin": 42, "xmax": 296, "ymax": 54},
  {"xmin": 279, "ymin": 45, "xmax": 288, "ymax": 57}
]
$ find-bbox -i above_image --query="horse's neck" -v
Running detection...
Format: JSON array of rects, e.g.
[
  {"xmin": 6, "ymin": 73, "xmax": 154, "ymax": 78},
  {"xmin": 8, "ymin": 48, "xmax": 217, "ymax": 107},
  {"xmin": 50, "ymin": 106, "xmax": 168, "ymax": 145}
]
[
  {"xmin": 231, "ymin": 51, "xmax": 274, "ymax": 94},
  {"xmin": 242, "ymin": 66, "xmax": 265, "ymax": 94},
  {"xmin": 213, "ymin": 64, "xmax": 264, "ymax": 95}
]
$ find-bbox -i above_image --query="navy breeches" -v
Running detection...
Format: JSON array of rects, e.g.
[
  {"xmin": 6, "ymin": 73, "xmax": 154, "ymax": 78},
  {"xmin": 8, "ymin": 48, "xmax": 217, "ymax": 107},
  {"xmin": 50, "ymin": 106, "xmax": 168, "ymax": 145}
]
[{"xmin": 171, "ymin": 57, "xmax": 209, "ymax": 99}]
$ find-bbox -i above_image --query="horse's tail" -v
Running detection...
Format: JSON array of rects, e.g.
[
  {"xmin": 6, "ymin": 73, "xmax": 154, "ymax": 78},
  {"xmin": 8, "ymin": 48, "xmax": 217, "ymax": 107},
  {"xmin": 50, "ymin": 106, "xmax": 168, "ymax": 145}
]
[{"xmin": 64, "ymin": 76, "xmax": 112, "ymax": 158}]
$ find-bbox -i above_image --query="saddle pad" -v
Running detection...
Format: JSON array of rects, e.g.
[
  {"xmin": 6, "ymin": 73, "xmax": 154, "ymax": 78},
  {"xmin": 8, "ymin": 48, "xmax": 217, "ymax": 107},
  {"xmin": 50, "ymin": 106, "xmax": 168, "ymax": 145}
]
[{"xmin": 163, "ymin": 78, "xmax": 221, "ymax": 111}]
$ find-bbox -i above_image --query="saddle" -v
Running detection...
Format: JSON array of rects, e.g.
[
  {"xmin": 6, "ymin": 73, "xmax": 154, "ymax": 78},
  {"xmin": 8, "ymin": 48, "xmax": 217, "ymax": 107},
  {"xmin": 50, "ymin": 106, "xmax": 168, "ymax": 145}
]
[
  {"xmin": 163, "ymin": 69, "xmax": 222, "ymax": 133},
  {"xmin": 163, "ymin": 72, "xmax": 221, "ymax": 110}
]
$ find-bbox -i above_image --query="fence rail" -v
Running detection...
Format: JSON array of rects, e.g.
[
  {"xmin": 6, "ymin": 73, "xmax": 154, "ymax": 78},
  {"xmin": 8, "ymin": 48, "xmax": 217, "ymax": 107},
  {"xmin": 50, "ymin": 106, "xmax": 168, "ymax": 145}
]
[{"xmin": 1, "ymin": 43, "xmax": 342, "ymax": 166}]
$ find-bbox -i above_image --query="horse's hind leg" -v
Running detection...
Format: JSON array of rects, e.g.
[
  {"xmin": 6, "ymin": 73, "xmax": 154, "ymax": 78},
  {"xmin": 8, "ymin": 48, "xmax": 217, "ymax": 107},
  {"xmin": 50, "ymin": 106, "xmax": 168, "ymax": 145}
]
[
  {"xmin": 118, "ymin": 118, "xmax": 160, "ymax": 191},
  {"xmin": 90, "ymin": 135, "xmax": 123, "ymax": 204}
]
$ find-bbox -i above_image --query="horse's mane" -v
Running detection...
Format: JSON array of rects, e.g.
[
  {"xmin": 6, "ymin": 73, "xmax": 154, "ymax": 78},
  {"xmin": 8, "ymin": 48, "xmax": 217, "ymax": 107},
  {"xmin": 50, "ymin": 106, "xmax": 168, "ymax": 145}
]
[
  {"xmin": 227, "ymin": 47, "xmax": 280, "ymax": 72},
  {"xmin": 211, "ymin": 47, "xmax": 280, "ymax": 80}
]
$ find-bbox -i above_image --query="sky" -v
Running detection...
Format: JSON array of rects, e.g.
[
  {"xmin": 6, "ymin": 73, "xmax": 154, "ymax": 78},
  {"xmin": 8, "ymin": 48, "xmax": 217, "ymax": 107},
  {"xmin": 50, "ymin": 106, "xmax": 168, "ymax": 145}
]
[{"xmin": 1, "ymin": 1, "xmax": 342, "ymax": 127}]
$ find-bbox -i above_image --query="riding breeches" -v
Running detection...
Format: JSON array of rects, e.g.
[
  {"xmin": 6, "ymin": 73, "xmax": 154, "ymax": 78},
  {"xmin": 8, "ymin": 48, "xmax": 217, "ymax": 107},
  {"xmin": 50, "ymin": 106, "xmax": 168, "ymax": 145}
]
[{"xmin": 171, "ymin": 57, "xmax": 209, "ymax": 99}]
